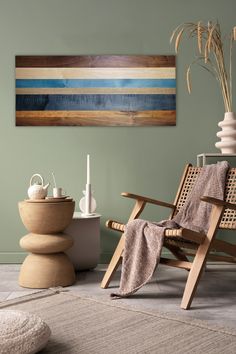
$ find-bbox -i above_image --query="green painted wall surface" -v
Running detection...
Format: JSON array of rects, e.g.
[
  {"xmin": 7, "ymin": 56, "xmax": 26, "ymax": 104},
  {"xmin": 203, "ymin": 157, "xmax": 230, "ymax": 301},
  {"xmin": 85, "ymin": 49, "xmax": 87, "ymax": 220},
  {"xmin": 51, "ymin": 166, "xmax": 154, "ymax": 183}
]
[{"xmin": 0, "ymin": 0, "xmax": 235, "ymax": 263}]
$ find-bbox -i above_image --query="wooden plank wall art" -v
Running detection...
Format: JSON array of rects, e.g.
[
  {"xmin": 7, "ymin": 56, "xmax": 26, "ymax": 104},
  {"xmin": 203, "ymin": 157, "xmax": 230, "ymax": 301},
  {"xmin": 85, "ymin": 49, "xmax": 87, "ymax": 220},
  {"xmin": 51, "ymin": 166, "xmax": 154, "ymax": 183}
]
[{"xmin": 15, "ymin": 56, "xmax": 176, "ymax": 126}]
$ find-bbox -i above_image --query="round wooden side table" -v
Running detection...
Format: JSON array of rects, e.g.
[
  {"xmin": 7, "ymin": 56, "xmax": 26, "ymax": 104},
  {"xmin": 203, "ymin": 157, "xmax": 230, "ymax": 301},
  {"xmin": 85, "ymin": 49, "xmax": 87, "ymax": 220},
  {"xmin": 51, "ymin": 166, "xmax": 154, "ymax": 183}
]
[
  {"xmin": 65, "ymin": 212, "xmax": 101, "ymax": 270},
  {"xmin": 18, "ymin": 199, "xmax": 76, "ymax": 289}
]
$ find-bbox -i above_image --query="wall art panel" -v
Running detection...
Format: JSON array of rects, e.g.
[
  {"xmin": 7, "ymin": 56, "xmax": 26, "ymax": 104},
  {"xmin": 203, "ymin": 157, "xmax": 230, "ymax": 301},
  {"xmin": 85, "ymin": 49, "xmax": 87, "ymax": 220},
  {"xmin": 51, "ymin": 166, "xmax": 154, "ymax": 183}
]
[{"xmin": 16, "ymin": 56, "xmax": 176, "ymax": 126}]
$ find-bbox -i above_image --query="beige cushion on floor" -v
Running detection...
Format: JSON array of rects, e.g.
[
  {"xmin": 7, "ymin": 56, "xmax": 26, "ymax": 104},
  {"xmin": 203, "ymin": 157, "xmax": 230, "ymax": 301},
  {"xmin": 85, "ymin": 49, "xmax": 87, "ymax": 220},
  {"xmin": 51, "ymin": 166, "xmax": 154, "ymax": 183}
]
[{"xmin": 0, "ymin": 310, "xmax": 51, "ymax": 354}]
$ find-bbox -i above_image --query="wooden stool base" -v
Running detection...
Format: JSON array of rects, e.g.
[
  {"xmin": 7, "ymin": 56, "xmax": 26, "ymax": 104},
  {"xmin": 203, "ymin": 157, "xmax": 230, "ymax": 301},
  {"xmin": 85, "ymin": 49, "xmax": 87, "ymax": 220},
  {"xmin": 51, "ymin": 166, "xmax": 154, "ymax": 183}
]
[
  {"xmin": 18, "ymin": 200, "xmax": 76, "ymax": 289},
  {"xmin": 19, "ymin": 252, "xmax": 76, "ymax": 288}
]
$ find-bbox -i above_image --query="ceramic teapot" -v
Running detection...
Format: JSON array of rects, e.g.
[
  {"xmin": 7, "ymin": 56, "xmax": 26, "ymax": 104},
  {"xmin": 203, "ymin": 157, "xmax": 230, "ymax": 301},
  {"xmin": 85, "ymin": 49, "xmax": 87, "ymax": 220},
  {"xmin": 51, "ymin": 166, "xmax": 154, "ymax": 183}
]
[{"xmin": 28, "ymin": 174, "xmax": 50, "ymax": 200}]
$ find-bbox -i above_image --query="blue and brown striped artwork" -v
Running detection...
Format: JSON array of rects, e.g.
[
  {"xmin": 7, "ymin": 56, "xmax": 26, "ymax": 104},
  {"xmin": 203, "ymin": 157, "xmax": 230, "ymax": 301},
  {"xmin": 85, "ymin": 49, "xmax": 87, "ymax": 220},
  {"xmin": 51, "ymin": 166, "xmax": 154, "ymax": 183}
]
[{"xmin": 16, "ymin": 56, "xmax": 176, "ymax": 126}]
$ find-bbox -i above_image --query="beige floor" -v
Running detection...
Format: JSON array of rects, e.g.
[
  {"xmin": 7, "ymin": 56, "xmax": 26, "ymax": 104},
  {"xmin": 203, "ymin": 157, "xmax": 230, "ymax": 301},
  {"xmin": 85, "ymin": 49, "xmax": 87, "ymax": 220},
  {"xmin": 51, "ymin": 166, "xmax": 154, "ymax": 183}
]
[{"xmin": 0, "ymin": 264, "xmax": 235, "ymax": 330}]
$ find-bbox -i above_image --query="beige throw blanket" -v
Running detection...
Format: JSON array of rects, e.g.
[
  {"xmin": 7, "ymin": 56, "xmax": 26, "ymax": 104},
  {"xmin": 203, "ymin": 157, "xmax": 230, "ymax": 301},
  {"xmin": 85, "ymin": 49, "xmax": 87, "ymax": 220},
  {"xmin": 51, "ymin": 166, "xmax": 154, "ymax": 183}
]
[{"xmin": 111, "ymin": 161, "xmax": 229, "ymax": 298}]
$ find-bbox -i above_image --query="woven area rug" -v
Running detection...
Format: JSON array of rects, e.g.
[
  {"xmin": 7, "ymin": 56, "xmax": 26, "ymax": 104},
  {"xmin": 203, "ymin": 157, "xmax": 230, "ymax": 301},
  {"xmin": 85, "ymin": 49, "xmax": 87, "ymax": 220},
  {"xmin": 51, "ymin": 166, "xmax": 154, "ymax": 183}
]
[{"xmin": 0, "ymin": 289, "xmax": 235, "ymax": 354}]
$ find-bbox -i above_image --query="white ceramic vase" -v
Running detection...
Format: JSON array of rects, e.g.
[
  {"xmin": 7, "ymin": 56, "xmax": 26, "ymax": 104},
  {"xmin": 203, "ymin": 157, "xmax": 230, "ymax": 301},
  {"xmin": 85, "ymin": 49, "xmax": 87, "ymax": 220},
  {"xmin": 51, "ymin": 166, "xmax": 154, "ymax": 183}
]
[{"xmin": 215, "ymin": 112, "xmax": 236, "ymax": 153}]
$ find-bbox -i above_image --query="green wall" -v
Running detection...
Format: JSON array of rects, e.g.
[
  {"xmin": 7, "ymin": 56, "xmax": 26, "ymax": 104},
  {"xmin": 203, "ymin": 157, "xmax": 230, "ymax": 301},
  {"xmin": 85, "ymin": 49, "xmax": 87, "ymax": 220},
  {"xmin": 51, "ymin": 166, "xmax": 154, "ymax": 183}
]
[{"xmin": 0, "ymin": 0, "xmax": 235, "ymax": 263}]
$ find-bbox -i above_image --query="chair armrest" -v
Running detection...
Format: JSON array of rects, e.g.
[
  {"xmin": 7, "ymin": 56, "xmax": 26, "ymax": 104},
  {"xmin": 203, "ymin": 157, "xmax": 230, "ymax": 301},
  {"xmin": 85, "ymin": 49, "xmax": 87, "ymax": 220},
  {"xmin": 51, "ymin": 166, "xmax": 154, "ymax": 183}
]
[
  {"xmin": 121, "ymin": 192, "xmax": 176, "ymax": 209},
  {"xmin": 201, "ymin": 196, "xmax": 236, "ymax": 211}
]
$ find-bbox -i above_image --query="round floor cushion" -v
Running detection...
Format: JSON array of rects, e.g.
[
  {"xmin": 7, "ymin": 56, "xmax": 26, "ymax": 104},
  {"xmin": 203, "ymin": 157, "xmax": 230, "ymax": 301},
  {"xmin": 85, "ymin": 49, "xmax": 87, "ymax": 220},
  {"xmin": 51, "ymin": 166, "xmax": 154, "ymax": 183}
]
[{"xmin": 0, "ymin": 310, "xmax": 51, "ymax": 354}]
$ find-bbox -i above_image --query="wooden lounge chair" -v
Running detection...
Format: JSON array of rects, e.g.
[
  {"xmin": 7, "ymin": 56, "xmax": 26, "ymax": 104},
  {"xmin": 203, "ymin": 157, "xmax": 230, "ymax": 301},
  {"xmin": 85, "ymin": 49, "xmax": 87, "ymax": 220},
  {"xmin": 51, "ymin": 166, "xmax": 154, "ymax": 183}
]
[{"xmin": 101, "ymin": 164, "xmax": 236, "ymax": 309}]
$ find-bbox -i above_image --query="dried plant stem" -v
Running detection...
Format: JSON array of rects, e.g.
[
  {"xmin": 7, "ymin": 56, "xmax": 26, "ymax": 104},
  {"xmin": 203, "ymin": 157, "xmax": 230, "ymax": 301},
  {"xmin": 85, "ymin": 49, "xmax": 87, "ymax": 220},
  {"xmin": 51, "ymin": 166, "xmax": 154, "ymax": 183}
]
[
  {"xmin": 170, "ymin": 21, "xmax": 233, "ymax": 112},
  {"xmin": 186, "ymin": 65, "xmax": 191, "ymax": 93},
  {"xmin": 197, "ymin": 21, "xmax": 202, "ymax": 53},
  {"xmin": 230, "ymin": 32, "xmax": 233, "ymax": 108}
]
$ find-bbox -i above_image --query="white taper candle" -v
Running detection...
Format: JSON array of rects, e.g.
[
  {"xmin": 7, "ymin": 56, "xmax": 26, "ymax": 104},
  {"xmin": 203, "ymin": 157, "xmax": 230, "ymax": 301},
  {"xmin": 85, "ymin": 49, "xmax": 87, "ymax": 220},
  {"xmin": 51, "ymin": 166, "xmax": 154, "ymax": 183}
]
[{"xmin": 87, "ymin": 154, "xmax": 90, "ymax": 184}]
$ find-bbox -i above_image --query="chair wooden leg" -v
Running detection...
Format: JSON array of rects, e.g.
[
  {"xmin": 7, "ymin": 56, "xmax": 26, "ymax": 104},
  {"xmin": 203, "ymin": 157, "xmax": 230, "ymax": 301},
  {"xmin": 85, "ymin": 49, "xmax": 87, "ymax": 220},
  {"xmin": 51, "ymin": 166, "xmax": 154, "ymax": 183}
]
[
  {"xmin": 181, "ymin": 205, "xmax": 224, "ymax": 309},
  {"xmin": 181, "ymin": 246, "xmax": 208, "ymax": 309},
  {"xmin": 100, "ymin": 234, "xmax": 125, "ymax": 289}
]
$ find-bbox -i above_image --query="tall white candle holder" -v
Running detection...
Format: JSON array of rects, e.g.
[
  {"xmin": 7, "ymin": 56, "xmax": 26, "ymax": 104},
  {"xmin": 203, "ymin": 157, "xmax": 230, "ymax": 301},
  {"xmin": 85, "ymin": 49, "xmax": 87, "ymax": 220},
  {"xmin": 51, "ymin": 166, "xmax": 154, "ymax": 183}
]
[
  {"xmin": 79, "ymin": 188, "xmax": 97, "ymax": 216},
  {"xmin": 79, "ymin": 154, "xmax": 97, "ymax": 217},
  {"xmin": 85, "ymin": 183, "xmax": 92, "ymax": 215}
]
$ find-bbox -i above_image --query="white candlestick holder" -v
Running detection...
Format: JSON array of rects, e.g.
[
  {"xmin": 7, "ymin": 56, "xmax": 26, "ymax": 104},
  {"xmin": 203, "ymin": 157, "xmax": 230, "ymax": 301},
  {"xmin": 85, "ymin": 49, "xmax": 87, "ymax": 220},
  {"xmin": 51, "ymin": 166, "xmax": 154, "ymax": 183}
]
[
  {"xmin": 79, "ymin": 185, "xmax": 97, "ymax": 217},
  {"xmin": 85, "ymin": 183, "xmax": 92, "ymax": 215}
]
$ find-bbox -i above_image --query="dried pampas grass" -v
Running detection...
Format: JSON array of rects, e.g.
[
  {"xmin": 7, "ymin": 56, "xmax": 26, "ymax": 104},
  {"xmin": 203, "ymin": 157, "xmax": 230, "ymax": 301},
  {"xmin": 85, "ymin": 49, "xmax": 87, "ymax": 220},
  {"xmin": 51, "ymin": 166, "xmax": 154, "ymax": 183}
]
[{"xmin": 170, "ymin": 21, "xmax": 233, "ymax": 112}]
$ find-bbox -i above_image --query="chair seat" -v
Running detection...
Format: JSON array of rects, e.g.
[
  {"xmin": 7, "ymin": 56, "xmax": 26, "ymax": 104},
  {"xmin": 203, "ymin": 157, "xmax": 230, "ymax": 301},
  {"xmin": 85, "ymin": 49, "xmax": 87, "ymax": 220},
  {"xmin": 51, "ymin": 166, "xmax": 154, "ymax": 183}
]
[
  {"xmin": 165, "ymin": 228, "xmax": 186, "ymax": 237},
  {"xmin": 164, "ymin": 236, "xmax": 198, "ymax": 251},
  {"xmin": 164, "ymin": 229, "xmax": 196, "ymax": 247},
  {"xmin": 106, "ymin": 220, "xmax": 205, "ymax": 245}
]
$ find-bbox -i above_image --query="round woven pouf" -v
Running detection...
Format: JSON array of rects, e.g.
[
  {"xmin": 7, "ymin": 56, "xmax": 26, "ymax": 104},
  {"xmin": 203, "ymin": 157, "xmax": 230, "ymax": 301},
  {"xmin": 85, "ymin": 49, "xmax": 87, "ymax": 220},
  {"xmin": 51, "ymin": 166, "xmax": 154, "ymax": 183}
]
[{"xmin": 0, "ymin": 310, "xmax": 51, "ymax": 354}]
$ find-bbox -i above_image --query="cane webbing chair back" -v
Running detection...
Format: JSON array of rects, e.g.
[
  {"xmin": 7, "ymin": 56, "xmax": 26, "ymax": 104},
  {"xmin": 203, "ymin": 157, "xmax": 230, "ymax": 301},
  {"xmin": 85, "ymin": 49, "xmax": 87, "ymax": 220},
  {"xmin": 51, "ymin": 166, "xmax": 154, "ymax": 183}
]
[
  {"xmin": 173, "ymin": 166, "xmax": 236, "ymax": 230},
  {"xmin": 223, "ymin": 169, "xmax": 236, "ymax": 228}
]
